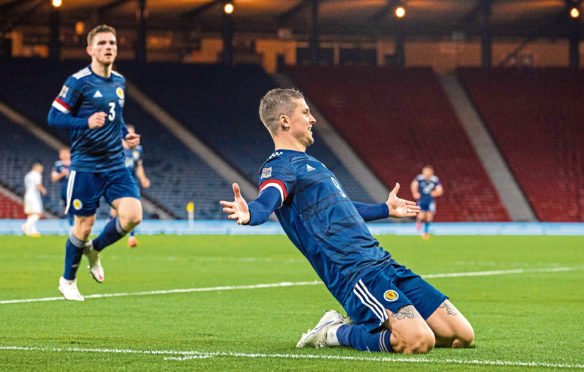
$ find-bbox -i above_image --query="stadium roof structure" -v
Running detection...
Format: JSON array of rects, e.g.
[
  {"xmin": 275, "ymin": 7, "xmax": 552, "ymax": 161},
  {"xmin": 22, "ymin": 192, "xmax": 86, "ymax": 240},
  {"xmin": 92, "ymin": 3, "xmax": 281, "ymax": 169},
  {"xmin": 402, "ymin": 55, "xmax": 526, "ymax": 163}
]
[{"xmin": 1, "ymin": 0, "xmax": 582, "ymax": 39}]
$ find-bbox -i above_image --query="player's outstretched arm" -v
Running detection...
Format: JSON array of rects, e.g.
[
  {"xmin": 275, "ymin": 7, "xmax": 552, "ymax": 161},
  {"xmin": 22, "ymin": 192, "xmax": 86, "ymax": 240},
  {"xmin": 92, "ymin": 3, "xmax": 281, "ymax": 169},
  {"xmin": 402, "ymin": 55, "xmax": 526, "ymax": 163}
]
[
  {"xmin": 386, "ymin": 183, "xmax": 420, "ymax": 218},
  {"xmin": 220, "ymin": 183, "xmax": 251, "ymax": 225}
]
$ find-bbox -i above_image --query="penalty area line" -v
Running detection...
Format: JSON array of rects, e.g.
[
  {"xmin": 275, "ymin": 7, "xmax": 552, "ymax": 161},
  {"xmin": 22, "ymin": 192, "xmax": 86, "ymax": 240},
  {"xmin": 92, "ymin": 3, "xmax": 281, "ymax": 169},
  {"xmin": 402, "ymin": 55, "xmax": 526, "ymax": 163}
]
[
  {"xmin": 0, "ymin": 346, "xmax": 582, "ymax": 369},
  {"xmin": 0, "ymin": 266, "xmax": 582, "ymax": 305}
]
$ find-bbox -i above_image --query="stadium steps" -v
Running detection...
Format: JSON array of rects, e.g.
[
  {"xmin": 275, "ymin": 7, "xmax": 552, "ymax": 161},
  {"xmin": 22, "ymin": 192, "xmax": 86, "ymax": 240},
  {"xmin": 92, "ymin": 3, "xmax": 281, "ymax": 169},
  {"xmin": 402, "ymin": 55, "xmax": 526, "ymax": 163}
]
[
  {"xmin": 116, "ymin": 62, "xmax": 375, "ymax": 204},
  {"xmin": 286, "ymin": 66, "xmax": 510, "ymax": 222},
  {"xmin": 457, "ymin": 68, "xmax": 584, "ymax": 222},
  {"xmin": 439, "ymin": 74, "xmax": 536, "ymax": 222}
]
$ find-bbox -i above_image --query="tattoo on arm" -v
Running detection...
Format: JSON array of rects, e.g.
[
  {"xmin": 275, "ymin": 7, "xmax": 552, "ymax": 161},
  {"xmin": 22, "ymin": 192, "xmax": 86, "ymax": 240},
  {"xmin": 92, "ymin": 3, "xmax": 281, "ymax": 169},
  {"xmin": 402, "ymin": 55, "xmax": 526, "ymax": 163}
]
[
  {"xmin": 390, "ymin": 305, "xmax": 421, "ymax": 320},
  {"xmin": 439, "ymin": 301, "xmax": 459, "ymax": 316}
]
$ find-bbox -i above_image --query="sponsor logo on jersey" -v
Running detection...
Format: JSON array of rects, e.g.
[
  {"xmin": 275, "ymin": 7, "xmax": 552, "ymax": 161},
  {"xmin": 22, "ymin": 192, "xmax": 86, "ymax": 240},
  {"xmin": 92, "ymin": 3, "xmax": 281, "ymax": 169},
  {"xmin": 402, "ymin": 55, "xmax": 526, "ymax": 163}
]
[
  {"xmin": 93, "ymin": 90, "xmax": 103, "ymax": 98},
  {"xmin": 306, "ymin": 164, "xmax": 315, "ymax": 171},
  {"xmin": 116, "ymin": 87, "xmax": 124, "ymax": 99},
  {"xmin": 261, "ymin": 167, "xmax": 272, "ymax": 179},
  {"xmin": 383, "ymin": 290, "xmax": 399, "ymax": 302},
  {"xmin": 73, "ymin": 199, "xmax": 83, "ymax": 210},
  {"xmin": 58, "ymin": 85, "xmax": 69, "ymax": 98}
]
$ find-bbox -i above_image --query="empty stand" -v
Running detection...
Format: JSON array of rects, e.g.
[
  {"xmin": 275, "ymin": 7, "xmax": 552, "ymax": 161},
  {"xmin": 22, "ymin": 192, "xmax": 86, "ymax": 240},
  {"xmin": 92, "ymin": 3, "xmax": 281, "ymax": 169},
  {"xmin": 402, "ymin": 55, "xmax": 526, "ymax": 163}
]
[
  {"xmin": 458, "ymin": 68, "xmax": 584, "ymax": 222},
  {"xmin": 287, "ymin": 66, "xmax": 510, "ymax": 222},
  {"xmin": 0, "ymin": 191, "xmax": 26, "ymax": 219},
  {"xmin": 0, "ymin": 114, "xmax": 64, "ymax": 217},
  {"xmin": 117, "ymin": 62, "xmax": 374, "ymax": 203}
]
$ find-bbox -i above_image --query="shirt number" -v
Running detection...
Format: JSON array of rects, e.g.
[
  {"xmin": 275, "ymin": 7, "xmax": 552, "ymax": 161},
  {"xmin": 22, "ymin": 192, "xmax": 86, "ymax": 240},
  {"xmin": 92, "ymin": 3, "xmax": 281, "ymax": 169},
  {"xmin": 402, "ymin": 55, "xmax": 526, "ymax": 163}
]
[
  {"xmin": 108, "ymin": 102, "xmax": 116, "ymax": 121},
  {"xmin": 331, "ymin": 177, "xmax": 347, "ymax": 198}
]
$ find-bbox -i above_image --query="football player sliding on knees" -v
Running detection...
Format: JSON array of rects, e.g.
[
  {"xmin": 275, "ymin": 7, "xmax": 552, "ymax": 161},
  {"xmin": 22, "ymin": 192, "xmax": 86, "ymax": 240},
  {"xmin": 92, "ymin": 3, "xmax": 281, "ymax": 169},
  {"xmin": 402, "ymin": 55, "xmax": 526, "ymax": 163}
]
[{"xmin": 220, "ymin": 88, "xmax": 473, "ymax": 354}]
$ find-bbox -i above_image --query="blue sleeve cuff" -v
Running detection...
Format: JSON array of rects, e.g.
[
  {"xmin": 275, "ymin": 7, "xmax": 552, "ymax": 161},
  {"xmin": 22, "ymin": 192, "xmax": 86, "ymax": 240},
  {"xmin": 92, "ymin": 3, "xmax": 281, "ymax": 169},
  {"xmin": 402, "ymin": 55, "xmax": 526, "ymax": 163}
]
[{"xmin": 353, "ymin": 201, "xmax": 389, "ymax": 221}]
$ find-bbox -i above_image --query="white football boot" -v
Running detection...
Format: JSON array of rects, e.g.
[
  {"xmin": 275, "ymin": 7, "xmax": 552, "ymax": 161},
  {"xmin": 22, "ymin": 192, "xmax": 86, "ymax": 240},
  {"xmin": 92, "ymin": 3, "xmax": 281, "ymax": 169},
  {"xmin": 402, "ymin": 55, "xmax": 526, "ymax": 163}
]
[
  {"xmin": 58, "ymin": 276, "xmax": 84, "ymax": 301},
  {"xmin": 84, "ymin": 242, "xmax": 104, "ymax": 283},
  {"xmin": 296, "ymin": 310, "xmax": 343, "ymax": 348}
]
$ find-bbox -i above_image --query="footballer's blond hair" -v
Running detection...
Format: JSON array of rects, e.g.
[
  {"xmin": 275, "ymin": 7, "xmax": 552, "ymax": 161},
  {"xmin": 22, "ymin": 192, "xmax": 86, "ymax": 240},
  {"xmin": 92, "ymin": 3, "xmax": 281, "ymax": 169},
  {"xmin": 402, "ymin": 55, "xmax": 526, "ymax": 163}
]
[
  {"xmin": 259, "ymin": 88, "xmax": 304, "ymax": 134},
  {"xmin": 87, "ymin": 24, "xmax": 117, "ymax": 46}
]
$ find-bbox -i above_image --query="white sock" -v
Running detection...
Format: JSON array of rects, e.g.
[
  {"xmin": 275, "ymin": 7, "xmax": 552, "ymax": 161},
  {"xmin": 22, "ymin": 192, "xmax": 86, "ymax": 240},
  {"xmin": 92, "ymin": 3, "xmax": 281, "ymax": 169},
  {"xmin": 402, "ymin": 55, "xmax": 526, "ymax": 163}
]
[
  {"xmin": 326, "ymin": 324, "xmax": 342, "ymax": 346},
  {"xmin": 25, "ymin": 215, "xmax": 39, "ymax": 232}
]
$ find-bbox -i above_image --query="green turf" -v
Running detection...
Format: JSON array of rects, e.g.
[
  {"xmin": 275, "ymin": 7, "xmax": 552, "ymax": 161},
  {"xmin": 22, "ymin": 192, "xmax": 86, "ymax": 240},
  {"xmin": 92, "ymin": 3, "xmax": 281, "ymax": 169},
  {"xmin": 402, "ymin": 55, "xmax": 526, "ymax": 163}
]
[{"xmin": 0, "ymin": 234, "xmax": 583, "ymax": 370}]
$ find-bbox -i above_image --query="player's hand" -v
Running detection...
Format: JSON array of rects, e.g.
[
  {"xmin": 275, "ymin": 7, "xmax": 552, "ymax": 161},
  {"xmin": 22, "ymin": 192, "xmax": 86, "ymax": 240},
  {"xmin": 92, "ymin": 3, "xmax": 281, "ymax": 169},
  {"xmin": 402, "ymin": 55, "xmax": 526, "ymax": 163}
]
[
  {"xmin": 125, "ymin": 132, "xmax": 141, "ymax": 148},
  {"xmin": 412, "ymin": 191, "xmax": 421, "ymax": 200},
  {"xmin": 62, "ymin": 168, "xmax": 69, "ymax": 176},
  {"xmin": 88, "ymin": 112, "xmax": 106, "ymax": 129},
  {"xmin": 386, "ymin": 183, "xmax": 420, "ymax": 218},
  {"xmin": 141, "ymin": 177, "xmax": 151, "ymax": 188},
  {"xmin": 220, "ymin": 183, "xmax": 250, "ymax": 225}
]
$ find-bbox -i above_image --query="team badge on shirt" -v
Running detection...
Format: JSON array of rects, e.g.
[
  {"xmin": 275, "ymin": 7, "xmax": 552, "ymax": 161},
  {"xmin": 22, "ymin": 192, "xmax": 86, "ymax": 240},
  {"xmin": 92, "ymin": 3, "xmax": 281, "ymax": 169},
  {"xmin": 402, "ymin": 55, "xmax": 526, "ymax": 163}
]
[
  {"xmin": 73, "ymin": 199, "xmax": 83, "ymax": 210},
  {"xmin": 383, "ymin": 290, "xmax": 399, "ymax": 302},
  {"xmin": 261, "ymin": 167, "xmax": 272, "ymax": 179},
  {"xmin": 116, "ymin": 87, "xmax": 124, "ymax": 99}
]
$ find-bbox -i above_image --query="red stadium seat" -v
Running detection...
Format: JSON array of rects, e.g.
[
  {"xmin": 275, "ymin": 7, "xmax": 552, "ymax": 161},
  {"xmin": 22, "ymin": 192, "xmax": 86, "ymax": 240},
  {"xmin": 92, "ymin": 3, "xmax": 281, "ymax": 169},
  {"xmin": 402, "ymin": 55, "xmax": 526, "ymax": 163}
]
[{"xmin": 458, "ymin": 68, "xmax": 584, "ymax": 222}]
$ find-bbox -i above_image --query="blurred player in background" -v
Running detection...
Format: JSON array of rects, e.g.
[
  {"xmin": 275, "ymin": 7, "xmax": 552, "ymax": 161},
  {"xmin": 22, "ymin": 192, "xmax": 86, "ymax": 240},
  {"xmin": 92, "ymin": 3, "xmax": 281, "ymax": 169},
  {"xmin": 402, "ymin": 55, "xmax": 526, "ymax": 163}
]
[
  {"xmin": 110, "ymin": 124, "xmax": 150, "ymax": 248},
  {"xmin": 47, "ymin": 24, "xmax": 143, "ymax": 301},
  {"xmin": 51, "ymin": 147, "xmax": 73, "ymax": 226},
  {"xmin": 221, "ymin": 89, "xmax": 473, "ymax": 354},
  {"xmin": 22, "ymin": 162, "xmax": 46, "ymax": 237},
  {"xmin": 410, "ymin": 165, "xmax": 443, "ymax": 239}
]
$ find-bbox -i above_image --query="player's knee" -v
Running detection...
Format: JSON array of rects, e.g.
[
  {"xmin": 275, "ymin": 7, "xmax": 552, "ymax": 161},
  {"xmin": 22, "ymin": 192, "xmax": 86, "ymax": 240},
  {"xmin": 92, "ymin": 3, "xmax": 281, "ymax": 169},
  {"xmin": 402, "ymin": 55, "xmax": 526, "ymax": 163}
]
[
  {"xmin": 452, "ymin": 326, "xmax": 474, "ymax": 348},
  {"xmin": 406, "ymin": 333, "xmax": 435, "ymax": 354},
  {"xmin": 395, "ymin": 329, "xmax": 435, "ymax": 354}
]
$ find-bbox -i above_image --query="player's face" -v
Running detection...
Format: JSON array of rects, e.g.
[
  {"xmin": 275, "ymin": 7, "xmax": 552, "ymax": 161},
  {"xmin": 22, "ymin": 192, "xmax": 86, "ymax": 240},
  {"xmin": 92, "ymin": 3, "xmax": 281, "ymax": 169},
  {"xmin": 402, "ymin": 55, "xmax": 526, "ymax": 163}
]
[
  {"xmin": 87, "ymin": 32, "xmax": 117, "ymax": 66},
  {"xmin": 59, "ymin": 149, "xmax": 70, "ymax": 162},
  {"xmin": 287, "ymin": 98, "xmax": 316, "ymax": 148},
  {"xmin": 422, "ymin": 167, "xmax": 433, "ymax": 179}
]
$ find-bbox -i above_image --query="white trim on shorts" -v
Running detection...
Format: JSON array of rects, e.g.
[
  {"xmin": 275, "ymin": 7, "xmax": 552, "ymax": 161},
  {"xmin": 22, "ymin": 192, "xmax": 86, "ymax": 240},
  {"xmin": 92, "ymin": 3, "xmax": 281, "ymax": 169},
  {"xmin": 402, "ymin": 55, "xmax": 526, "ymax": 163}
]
[
  {"xmin": 64, "ymin": 170, "xmax": 76, "ymax": 215},
  {"xmin": 352, "ymin": 279, "xmax": 388, "ymax": 323}
]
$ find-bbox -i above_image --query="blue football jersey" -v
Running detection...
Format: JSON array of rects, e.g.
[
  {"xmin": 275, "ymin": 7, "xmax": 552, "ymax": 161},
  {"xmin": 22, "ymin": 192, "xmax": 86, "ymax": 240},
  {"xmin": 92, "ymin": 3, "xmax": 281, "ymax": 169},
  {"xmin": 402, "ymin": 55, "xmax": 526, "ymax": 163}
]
[
  {"xmin": 123, "ymin": 145, "xmax": 143, "ymax": 177},
  {"xmin": 52, "ymin": 160, "xmax": 70, "ymax": 197},
  {"xmin": 415, "ymin": 174, "xmax": 440, "ymax": 202},
  {"xmin": 50, "ymin": 65, "xmax": 127, "ymax": 172},
  {"xmin": 257, "ymin": 150, "xmax": 392, "ymax": 305}
]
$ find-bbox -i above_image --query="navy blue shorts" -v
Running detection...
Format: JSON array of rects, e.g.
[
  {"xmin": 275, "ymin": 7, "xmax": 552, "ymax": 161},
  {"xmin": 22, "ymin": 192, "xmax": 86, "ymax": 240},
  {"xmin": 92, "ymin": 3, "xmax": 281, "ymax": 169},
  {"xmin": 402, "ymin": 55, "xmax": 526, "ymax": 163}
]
[
  {"xmin": 65, "ymin": 167, "xmax": 140, "ymax": 216},
  {"xmin": 418, "ymin": 199, "xmax": 436, "ymax": 213},
  {"xmin": 343, "ymin": 260, "xmax": 447, "ymax": 333}
]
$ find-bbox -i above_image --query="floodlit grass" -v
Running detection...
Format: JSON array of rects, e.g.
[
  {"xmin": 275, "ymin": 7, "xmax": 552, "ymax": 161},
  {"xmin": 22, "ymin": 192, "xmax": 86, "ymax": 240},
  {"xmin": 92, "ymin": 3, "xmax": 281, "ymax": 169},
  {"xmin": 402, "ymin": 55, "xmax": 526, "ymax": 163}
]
[{"xmin": 0, "ymin": 234, "xmax": 583, "ymax": 370}]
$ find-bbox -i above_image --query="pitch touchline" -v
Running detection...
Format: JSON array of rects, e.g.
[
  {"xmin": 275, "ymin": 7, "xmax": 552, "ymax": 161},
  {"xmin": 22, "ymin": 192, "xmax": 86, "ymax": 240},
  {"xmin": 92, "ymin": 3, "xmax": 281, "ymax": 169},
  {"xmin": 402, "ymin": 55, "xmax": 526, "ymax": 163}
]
[
  {"xmin": 0, "ymin": 346, "xmax": 582, "ymax": 369},
  {"xmin": 0, "ymin": 266, "xmax": 581, "ymax": 305}
]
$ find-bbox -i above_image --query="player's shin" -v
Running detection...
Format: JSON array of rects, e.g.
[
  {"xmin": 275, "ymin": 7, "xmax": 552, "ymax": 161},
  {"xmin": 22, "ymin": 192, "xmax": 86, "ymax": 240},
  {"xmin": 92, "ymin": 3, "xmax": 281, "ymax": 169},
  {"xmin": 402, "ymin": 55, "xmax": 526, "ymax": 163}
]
[
  {"xmin": 63, "ymin": 233, "xmax": 87, "ymax": 279},
  {"xmin": 336, "ymin": 324, "xmax": 393, "ymax": 352},
  {"xmin": 91, "ymin": 216, "xmax": 128, "ymax": 251}
]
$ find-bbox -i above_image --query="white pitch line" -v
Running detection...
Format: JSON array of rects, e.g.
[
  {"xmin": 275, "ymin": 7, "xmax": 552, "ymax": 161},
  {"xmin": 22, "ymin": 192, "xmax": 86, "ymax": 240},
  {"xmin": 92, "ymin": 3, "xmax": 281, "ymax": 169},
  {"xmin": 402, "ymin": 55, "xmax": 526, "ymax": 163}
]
[
  {"xmin": 0, "ymin": 266, "xmax": 582, "ymax": 305},
  {"xmin": 0, "ymin": 346, "xmax": 582, "ymax": 369}
]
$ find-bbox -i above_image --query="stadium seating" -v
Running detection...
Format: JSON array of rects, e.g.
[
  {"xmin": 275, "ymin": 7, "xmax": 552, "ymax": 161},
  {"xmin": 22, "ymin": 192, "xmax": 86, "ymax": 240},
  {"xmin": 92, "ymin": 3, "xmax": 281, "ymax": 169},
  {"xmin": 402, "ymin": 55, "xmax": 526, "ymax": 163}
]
[
  {"xmin": 0, "ymin": 192, "xmax": 26, "ymax": 219},
  {"xmin": 287, "ymin": 66, "xmax": 510, "ymax": 222},
  {"xmin": 116, "ymin": 62, "xmax": 374, "ymax": 203},
  {"xmin": 0, "ymin": 59, "xmax": 231, "ymax": 219},
  {"xmin": 458, "ymin": 68, "xmax": 584, "ymax": 222},
  {"xmin": 0, "ymin": 114, "xmax": 64, "ymax": 217},
  {"xmin": 0, "ymin": 59, "xmax": 373, "ymax": 220}
]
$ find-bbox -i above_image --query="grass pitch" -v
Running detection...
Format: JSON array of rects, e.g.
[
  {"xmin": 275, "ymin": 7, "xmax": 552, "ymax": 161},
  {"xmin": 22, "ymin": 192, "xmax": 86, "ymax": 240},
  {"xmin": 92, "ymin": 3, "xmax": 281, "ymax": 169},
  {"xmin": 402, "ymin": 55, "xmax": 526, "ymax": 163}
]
[{"xmin": 0, "ymin": 233, "xmax": 583, "ymax": 370}]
